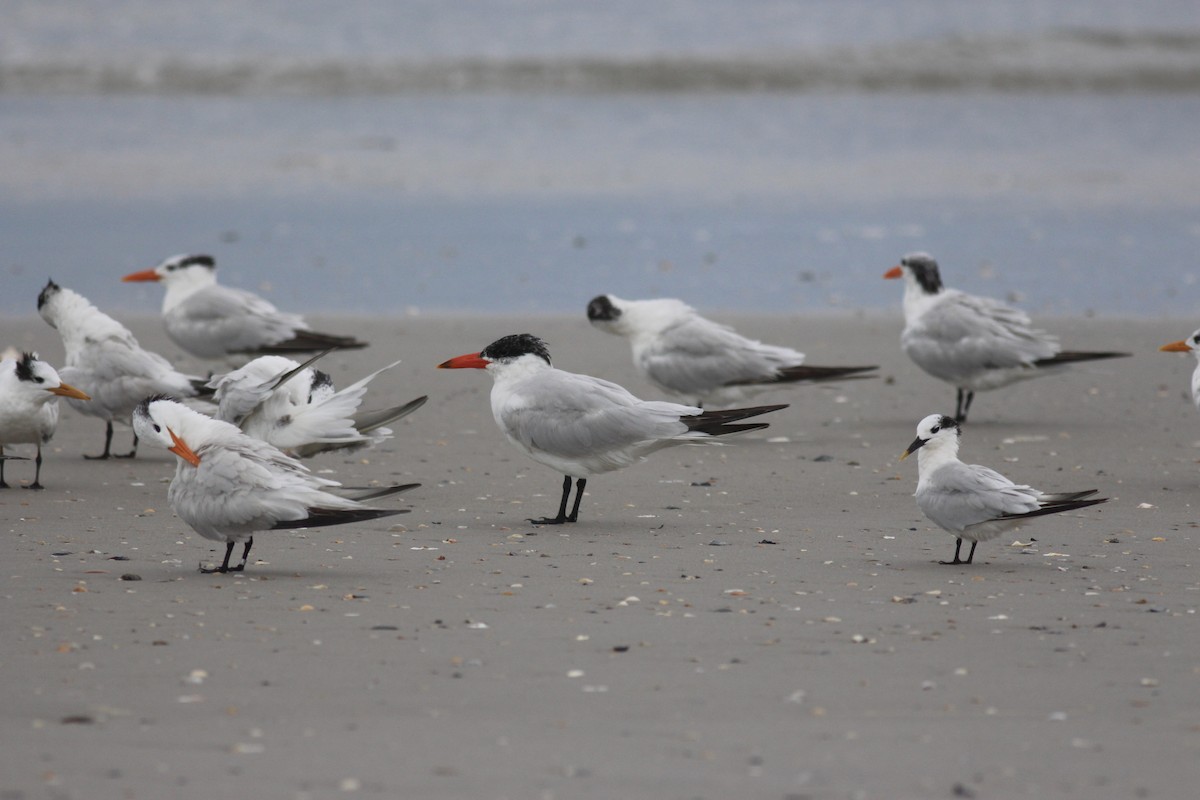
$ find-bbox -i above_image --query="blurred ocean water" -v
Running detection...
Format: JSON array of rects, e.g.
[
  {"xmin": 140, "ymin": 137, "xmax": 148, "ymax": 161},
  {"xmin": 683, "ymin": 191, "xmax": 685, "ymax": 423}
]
[{"xmin": 1, "ymin": 1, "xmax": 1198, "ymax": 316}]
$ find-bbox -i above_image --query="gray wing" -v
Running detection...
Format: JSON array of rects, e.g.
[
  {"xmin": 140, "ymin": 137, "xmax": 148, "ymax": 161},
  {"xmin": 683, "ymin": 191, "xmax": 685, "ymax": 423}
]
[
  {"xmin": 640, "ymin": 314, "xmax": 804, "ymax": 395},
  {"xmin": 903, "ymin": 291, "xmax": 1059, "ymax": 381},
  {"xmin": 169, "ymin": 286, "xmax": 306, "ymax": 356},
  {"xmin": 916, "ymin": 461, "xmax": 1041, "ymax": 532},
  {"xmin": 498, "ymin": 370, "xmax": 693, "ymax": 461},
  {"xmin": 67, "ymin": 334, "xmax": 199, "ymax": 416}
]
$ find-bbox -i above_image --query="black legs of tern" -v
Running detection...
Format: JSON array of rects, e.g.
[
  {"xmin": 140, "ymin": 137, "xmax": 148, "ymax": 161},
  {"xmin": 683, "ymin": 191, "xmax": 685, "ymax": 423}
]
[
  {"xmin": 940, "ymin": 537, "xmax": 978, "ymax": 566},
  {"xmin": 531, "ymin": 475, "xmax": 587, "ymax": 525},
  {"xmin": 84, "ymin": 422, "xmax": 138, "ymax": 460},
  {"xmin": 201, "ymin": 538, "xmax": 254, "ymax": 574}
]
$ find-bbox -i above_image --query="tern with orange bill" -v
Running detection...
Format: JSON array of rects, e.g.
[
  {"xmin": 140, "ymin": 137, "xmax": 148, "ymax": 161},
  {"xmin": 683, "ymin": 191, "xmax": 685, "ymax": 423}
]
[
  {"xmin": 122, "ymin": 254, "xmax": 367, "ymax": 361},
  {"xmin": 132, "ymin": 395, "xmax": 417, "ymax": 573},
  {"xmin": 438, "ymin": 333, "xmax": 786, "ymax": 524},
  {"xmin": 885, "ymin": 252, "xmax": 1128, "ymax": 421},
  {"xmin": 0, "ymin": 352, "xmax": 91, "ymax": 489},
  {"xmin": 1159, "ymin": 330, "xmax": 1200, "ymax": 409}
]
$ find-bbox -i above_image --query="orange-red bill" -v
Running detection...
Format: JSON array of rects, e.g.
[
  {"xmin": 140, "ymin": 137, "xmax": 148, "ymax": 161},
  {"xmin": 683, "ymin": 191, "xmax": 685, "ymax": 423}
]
[
  {"xmin": 49, "ymin": 382, "xmax": 91, "ymax": 401},
  {"xmin": 883, "ymin": 266, "xmax": 903, "ymax": 279},
  {"xmin": 121, "ymin": 268, "xmax": 161, "ymax": 282},
  {"xmin": 438, "ymin": 353, "xmax": 489, "ymax": 369},
  {"xmin": 1160, "ymin": 340, "xmax": 1191, "ymax": 353},
  {"xmin": 168, "ymin": 428, "xmax": 202, "ymax": 467}
]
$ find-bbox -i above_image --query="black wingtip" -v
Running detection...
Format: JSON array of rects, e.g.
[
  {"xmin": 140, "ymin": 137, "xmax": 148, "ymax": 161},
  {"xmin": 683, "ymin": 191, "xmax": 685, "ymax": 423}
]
[
  {"xmin": 1034, "ymin": 351, "xmax": 1130, "ymax": 367},
  {"xmin": 270, "ymin": 506, "xmax": 410, "ymax": 530},
  {"xmin": 685, "ymin": 403, "xmax": 787, "ymax": 435},
  {"xmin": 239, "ymin": 332, "xmax": 369, "ymax": 356},
  {"xmin": 727, "ymin": 364, "xmax": 878, "ymax": 388},
  {"xmin": 996, "ymin": 496, "xmax": 1108, "ymax": 522}
]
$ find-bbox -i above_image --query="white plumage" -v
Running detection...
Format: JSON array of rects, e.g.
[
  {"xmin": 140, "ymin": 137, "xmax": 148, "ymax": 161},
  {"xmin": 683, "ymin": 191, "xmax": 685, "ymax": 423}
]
[
  {"xmin": 209, "ymin": 353, "xmax": 425, "ymax": 457},
  {"xmin": 122, "ymin": 254, "xmax": 367, "ymax": 361},
  {"xmin": 885, "ymin": 252, "xmax": 1127, "ymax": 421},
  {"xmin": 900, "ymin": 413, "xmax": 1107, "ymax": 564},
  {"xmin": 132, "ymin": 396, "xmax": 416, "ymax": 573},
  {"xmin": 37, "ymin": 279, "xmax": 210, "ymax": 458},
  {"xmin": 0, "ymin": 352, "xmax": 91, "ymax": 489},
  {"xmin": 586, "ymin": 294, "xmax": 875, "ymax": 407},
  {"xmin": 439, "ymin": 333, "xmax": 785, "ymax": 524},
  {"xmin": 1159, "ymin": 330, "xmax": 1200, "ymax": 410}
]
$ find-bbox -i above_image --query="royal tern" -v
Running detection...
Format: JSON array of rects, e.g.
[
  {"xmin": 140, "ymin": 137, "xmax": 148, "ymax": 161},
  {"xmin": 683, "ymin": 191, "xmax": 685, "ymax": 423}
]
[
  {"xmin": 122, "ymin": 254, "xmax": 367, "ymax": 361},
  {"xmin": 132, "ymin": 395, "xmax": 418, "ymax": 573},
  {"xmin": 900, "ymin": 413, "xmax": 1107, "ymax": 565},
  {"xmin": 586, "ymin": 294, "xmax": 876, "ymax": 407},
  {"xmin": 438, "ymin": 333, "xmax": 786, "ymax": 524},
  {"xmin": 1158, "ymin": 330, "xmax": 1200, "ymax": 409},
  {"xmin": 38, "ymin": 279, "xmax": 213, "ymax": 459},
  {"xmin": 209, "ymin": 353, "xmax": 426, "ymax": 457},
  {"xmin": 884, "ymin": 253, "xmax": 1128, "ymax": 421},
  {"xmin": 0, "ymin": 352, "xmax": 91, "ymax": 489}
]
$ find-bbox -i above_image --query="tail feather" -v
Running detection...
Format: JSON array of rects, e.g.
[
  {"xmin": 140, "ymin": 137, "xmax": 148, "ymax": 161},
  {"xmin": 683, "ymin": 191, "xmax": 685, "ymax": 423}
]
[
  {"xmin": 271, "ymin": 506, "xmax": 408, "ymax": 530},
  {"xmin": 1038, "ymin": 489, "xmax": 1100, "ymax": 504},
  {"xmin": 1034, "ymin": 351, "xmax": 1129, "ymax": 368},
  {"xmin": 726, "ymin": 364, "xmax": 877, "ymax": 387},
  {"xmin": 995, "ymin": 496, "xmax": 1107, "ymax": 522},
  {"xmin": 684, "ymin": 403, "xmax": 787, "ymax": 436},
  {"xmin": 338, "ymin": 482, "xmax": 421, "ymax": 503},
  {"xmin": 240, "ymin": 330, "xmax": 368, "ymax": 355},
  {"xmin": 351, "ymin": 395, "xmax": 428, "ymax": 435}
]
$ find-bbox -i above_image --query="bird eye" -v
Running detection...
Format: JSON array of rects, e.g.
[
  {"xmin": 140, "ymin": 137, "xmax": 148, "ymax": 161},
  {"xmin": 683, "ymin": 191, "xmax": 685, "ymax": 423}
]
[
  {"xmin": 1193, "ymin": 335, "xmax": 1199, "ymax": 344},
  {"xmin": 153, "ymin": 424, "xmax": 161, "ymax": 433},
  {"xmin": 34, "ymin": 377, "xmax": 44, "ymax": 384},
  {"xmin": 930, "ymin": 425, "xmax": 940, "ymax": 434}
]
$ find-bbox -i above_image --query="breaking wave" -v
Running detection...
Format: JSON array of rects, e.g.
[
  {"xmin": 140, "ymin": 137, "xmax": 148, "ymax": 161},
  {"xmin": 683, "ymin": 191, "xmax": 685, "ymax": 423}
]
[{"xmin": 3, "ymin": 30, "xmax": 1200, "ymax": 95}]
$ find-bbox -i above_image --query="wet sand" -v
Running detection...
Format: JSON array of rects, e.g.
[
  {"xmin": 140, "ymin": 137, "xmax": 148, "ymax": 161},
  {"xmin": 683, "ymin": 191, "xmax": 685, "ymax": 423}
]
[{"xmin": 1, "ymin": 312, "xmax": 1197, "ymax": 800}]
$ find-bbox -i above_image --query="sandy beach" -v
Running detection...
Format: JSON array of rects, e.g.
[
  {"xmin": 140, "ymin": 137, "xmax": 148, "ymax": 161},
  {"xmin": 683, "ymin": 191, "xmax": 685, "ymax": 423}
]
[{"xmin": 2, "ymin": 311, "xmax": 1198, "ymax": 800}]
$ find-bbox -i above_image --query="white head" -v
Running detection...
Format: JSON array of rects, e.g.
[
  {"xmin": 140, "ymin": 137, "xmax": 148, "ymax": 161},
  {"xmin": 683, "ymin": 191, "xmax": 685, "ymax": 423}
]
[
  {"xmin": 4, "ymin": 352, "xmax": 91, "ymax": 405},
  {"xmin": 586, "ymin": 294, "xmax": 694, "ymax": 338},
  {"xmin": 122, "ymin": 254, "xmax": 219, "ymax": 291},
  {"xmin": 133, "ymin": 394, "xmax": 230, "ymax": 467},
  {"xmin": 884, "ymin": 252, "xmax": 945, "ymax": 296},
  {"xmin": 900, "ymin": 413, "xmax": 961, "ymax": 462}
]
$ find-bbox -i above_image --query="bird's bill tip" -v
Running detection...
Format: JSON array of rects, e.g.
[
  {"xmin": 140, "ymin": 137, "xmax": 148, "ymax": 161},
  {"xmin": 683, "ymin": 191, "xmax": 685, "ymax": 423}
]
[
  {"xmin": 899, "ymin": 436, "xmax": 926, "ymax": 461},
  {"xmin": 167, "ymin": 428, "xmax": 202, "ymax": 467},
  {"xmin": 121, "ymin": 268, "xmax": 161, "ymax": 282},
  {"xmin": 49, "ymin": 382, "xmax": 91, "ymax": 401},
  {"xmin": 437, "ymin": 353, "xmax": 488, "ymax": 369},
  {"xmin": 883, "ymin": 265, "xmax": 903, "ymax": 279},
  {"xmin": 1160, "ymin": 340, "xmax": 1191, "ymax": 353}
]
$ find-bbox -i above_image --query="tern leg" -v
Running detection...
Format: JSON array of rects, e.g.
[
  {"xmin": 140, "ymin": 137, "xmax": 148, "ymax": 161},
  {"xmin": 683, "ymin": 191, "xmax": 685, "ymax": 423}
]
[
  {"xmin": 566, "ymin": 478, "xmax": 587, "ymax": 522},
  {"xmin": 531, "ymin": 475, "xmax": 581, "ymax": 525},
  {"xmin": 116, "ymin": 432, "xmax": 138, "ymax": 460},
  {"xmin": 964, "ymin": 540, "xmax": 977, "ymax": 564},
  {"xmin": 0, "ymin": 448, "xmax": 7, "ymax": 489},
  {"xmin": 84, "ymin": 421, "xmax": 115, "ymax": 460},
  {"xmin": 25, "ymin": 444, "xmax": 46, "ymax": 490},
  {"xmin": 940, "ymin": 538, "xmax": 966, "ymax": 565},
  {"xmin": 201, "ymin": 542, "xmax": 237, "ymax": 574},
  {"xmin": 954, "ymin": 389, "xmax": 975, "ymax": 423},
  {"xmin": 231, "ymin": 538, "xmax": 253, "ymax": 572}
]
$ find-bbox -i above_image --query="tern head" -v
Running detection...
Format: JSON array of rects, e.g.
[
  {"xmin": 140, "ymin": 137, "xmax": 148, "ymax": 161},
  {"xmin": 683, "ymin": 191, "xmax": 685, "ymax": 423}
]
[
  {"xmin": 36, "ymin": 279, "xmax": 61, "ymax": 313},
  {"xmin": 586, "ymin": 294, "xmax": 624, "ymax": 334},
  {"xmin": 884, "ymin": 252, "xmax": 944, "ymax": 295},
  {"xmin": 122, "ymin": 254, "xmax": 217, "ymax": 287},
  {"xmin": 1160, "ymin": 329, "xmax": 1200, "ymax": 357},
  {"xmin": 8, "ymin": 352, "xmax": 91, "ymax": 403},
  {"xmin": 900, "ymin": 413, "xmax": 960, "ymax": 461},
  {"xmin": 438, "ymin": 333, "xmax": 552, "ymax": 371},
  {"xmin": 133, "ymin": 394, "xmax": 203, "ymax": 467}
]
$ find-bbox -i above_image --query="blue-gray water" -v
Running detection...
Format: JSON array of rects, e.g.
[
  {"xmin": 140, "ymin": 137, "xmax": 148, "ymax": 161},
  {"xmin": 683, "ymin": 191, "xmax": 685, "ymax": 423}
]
[{"xmin": 2, "ymin": 2, "xmax": 1198, "ymax": 316}]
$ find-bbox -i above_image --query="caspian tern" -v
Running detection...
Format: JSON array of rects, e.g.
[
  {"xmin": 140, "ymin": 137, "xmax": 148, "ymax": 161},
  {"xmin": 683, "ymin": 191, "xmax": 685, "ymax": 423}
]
[
  {"xmin": 885, "ymin": 253, "xmax": 1128, "ymax": 422},
  {"xmin": 0, "ymin": 352, "xmax": 91, "ymax": 489},
  {"xmin": 38, "ymin": 279, "xmax": 213, "ymax": 459},
  {"xmin": 586, "ymin": 294, "xmax": 877, "ymax": 407},
  {"xmin": 209, "ymin": 353, "xmax": 427, "ymax": 457},
  {"xmin": 438, "ymin": 333, "xmax": 786, "ymax": 524},
  {"xmin": 122, "ymin": 254, "xmax": 367, "ymax": 361},
  {"xmin": 132, "ymin": 395, "xmax": 418, "ymax": 573},
  {"xmin": 900, "ymin": 413, "xmax": 1107, "ymax": 565},
  {"xmin": 1159, "ymin": 330, "xmax": 1200, "ymax": 409}
]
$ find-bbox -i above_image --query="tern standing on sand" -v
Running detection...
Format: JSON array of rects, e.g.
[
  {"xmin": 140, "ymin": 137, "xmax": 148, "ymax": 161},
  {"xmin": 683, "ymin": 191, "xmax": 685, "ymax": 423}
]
[
  {"xmin": 439, "ymin": 333, "xmax": 786, "ymax": 524},
  {"xmin": 586, "ymin": 294, "xmax": 876, "ymax": 407},
  {"xmin": 132, "ymin": 395, "xmax": 417, "ymax": 573},
  {"xmin": 38, "ymin": 279, "xmax": 212, "ymax": 459},
  {"xmin": 1159, "ymin": 330, "xmax": 1200, "ymax": 410},
  {"xmin": 900, "ymin": 413, "xmax": 1107, "ymax": 565},
  {"xmin": 122, "ymin": 254, "xmax": 367, "ymax": 361},
  {"xmin": 0, "ymin": 352, "xmax": 91, "ymax": 489},
  {"xmin": 885, "ymin": 253, "xmax": 1128, "ymax": 421}
]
